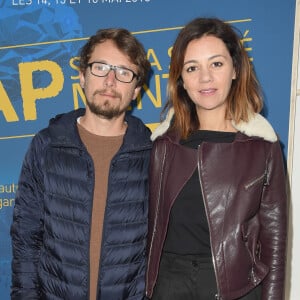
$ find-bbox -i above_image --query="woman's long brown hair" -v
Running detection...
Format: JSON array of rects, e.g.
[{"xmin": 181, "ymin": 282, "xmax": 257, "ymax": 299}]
[{"xmin": 164, "ymin": 17, "xmax": 263, "ymax": 139}]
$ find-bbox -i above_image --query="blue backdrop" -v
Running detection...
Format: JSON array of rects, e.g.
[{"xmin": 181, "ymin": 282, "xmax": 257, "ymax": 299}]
[{"xmin": 0, "ymin": 0, "xmax": 296, "ymax": 298}]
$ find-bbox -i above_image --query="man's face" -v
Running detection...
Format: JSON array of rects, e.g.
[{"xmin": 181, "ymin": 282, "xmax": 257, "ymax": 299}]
[{"xmin": 80, "ymin": 39, "xmax": 141, "ymax": 120}]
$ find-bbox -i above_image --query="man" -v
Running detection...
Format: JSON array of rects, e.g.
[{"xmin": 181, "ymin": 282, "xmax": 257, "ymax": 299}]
[{"xmin": 11, "ymin": 28, "xmax": 152, "ymax": 300}]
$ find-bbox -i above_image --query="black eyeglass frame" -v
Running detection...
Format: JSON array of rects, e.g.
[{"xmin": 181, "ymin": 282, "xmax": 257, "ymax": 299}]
[{"xmin": 87, "ymin": 62, "xmax": 139, "ymax": 83}]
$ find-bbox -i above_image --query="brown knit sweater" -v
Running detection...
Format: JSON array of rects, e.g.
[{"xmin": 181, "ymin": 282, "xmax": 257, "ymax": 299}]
[{"xmin": 77, "ymin": 122, "xmax": 123, "ymax": 300}]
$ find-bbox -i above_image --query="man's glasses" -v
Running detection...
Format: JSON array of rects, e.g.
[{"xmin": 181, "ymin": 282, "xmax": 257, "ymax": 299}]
[{"xmin": 88, "ymin": 62, "xmax": 139, "ymax": 83}]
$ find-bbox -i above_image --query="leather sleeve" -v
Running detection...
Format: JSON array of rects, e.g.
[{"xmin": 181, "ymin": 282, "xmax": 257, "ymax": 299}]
[{"xmin": 259, "ymin": 140, "xmax": 288, "ymax": 300}]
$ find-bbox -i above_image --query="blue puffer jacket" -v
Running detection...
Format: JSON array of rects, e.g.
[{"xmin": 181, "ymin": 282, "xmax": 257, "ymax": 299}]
[{"xmin": 11, "ymin": 108, "xmax": 152, "ymax": 300}]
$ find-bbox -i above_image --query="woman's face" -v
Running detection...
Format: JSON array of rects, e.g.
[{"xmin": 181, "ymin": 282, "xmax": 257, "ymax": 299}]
[{"xmin": 181, "ymin": 35, "xmax": 236, "ymax": 115}]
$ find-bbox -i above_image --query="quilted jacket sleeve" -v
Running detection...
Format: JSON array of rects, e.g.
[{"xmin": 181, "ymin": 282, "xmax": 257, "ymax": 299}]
[
  {"xmin": 10, "ymin": 134, "xmax": 45, "ymax": 299},
  {"xmin": 259, "ymin": 140, "xmax": 288, "ymax": 300}
]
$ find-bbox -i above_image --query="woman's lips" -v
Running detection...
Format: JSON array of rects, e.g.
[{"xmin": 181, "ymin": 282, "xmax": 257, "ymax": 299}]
[{"xmin": 200, "ymin": 88, "xmax": 217, "ymax": 95}]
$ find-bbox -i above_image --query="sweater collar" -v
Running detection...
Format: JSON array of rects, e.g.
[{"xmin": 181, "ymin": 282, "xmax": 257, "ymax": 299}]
[
  {"xmin": 151, "ymin": 107, "xmax": 277, "ymax": 142},
  {"xmin": 48, "ymin": 108, "xmax": 152, "ymax": 150}
]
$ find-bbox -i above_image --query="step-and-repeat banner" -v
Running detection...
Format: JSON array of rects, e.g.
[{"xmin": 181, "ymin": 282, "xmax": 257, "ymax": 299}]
[{"xmin": 0, "ymin": 0, "xmax": 296, "ymax": 297}]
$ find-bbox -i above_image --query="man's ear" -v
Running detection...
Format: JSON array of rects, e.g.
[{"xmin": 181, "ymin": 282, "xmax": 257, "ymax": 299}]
[
  {"xmin": 79, "ymin": 71, "xmax": 85, "ymax": 89},
  {"xmin": 132, "ymin": 86, "xmax": 142, "ymax": 100}
]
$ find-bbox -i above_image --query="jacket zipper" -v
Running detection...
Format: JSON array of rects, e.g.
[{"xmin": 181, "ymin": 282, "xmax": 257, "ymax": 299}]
[
  {"xmin": 197, "ymin": 145, "xmax": 222, "ymax": 300},
  {"xmin": 146, "ymin": 142, "xmax": 167, "ymax": 296},
  {"xmin": 88, "ymin": 152, "xmax": 96, "ymax": 300},
  {"xmin": 244, "ymin": 172, "xmax": 266, "ymax": 190}
]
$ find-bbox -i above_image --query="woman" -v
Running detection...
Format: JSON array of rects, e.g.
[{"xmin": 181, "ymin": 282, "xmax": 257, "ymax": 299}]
[{"xmin": 145, "ymin": 18, "xmax": 287, "ymax": 300}]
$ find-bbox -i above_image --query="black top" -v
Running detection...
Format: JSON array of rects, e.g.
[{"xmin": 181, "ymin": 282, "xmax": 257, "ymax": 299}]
[{"xmin": 163, "ymin": 130, "xmax": 236, "ymax": 256}]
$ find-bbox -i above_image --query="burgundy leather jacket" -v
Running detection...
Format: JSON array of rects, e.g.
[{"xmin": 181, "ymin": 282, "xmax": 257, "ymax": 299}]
[{"xmin": 145, "ymin": 111, "xmax": 287, "ymax": 300}]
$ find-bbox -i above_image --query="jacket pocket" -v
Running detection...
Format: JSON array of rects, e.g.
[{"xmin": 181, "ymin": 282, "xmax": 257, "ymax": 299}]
[
  {"xmin": 241, "ymin": 220, "xmax": 268, "ymax": 285},
  {"xmin": 244, "ymin": 171, "xmax": 267, "ymax": 190},
  {"xmin": 241, "ymin": 215, "xmax": 262, "ymax": 266}
]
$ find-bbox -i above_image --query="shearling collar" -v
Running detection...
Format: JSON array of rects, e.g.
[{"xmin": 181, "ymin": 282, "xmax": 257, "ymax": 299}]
[{"xmin": 151, "ymin": 107, "xmax": 277, "ymax": 142}]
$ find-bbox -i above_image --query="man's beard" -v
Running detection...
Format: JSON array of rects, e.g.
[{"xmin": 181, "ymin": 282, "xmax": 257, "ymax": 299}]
[{"xmin": 87, "ymin": 91, "xmax": 126, "ymax": 119}]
